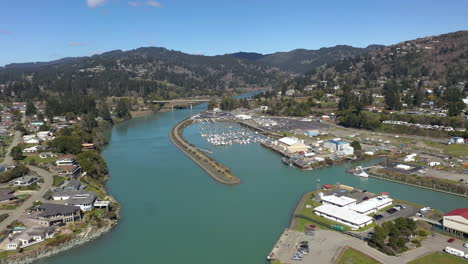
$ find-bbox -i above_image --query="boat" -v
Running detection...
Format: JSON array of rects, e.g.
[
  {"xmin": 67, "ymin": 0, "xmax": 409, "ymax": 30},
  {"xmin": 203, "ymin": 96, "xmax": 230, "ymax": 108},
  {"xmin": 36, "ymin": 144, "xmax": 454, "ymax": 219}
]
[
  {"xmin": 352, "ymin": 166, "xmax": 369, "ymax": 177},
  {"xmin": 282, "ymin": 157, "xmax": 293, "ymax": 166}
]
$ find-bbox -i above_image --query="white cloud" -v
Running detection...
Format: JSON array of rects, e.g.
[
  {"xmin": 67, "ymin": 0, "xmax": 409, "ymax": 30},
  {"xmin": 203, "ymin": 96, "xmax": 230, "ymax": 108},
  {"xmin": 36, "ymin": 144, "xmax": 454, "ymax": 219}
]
[
  {"xmin": 194, "ymin": 51, "xmax": 204, "ymax": 55},
  {"xmin": 86, "ymin": 0, "xmax": 108, "ymax": 8},
  {"xmin": 128, "ymin": 0, "xmax": 161, "ymax": 7},
  {"xmin": 68, "ymin": 42, "xmax": 86, "ymax": 47},
  {"xmin": 148, "ymin": 42, "xmax": 157, "ymax": 46},
  {"xmin": 145, "ymin": 0, "xmax": 161, "ymax": 7}
]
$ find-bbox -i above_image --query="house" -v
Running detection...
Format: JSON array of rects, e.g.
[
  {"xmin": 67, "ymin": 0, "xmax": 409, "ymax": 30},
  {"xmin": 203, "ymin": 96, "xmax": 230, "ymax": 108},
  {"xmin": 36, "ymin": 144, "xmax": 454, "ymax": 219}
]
[
  {"xmin": 66, "ymin": 192, "xmax": 98, "ymax": 211},
  {"xmin": 7, "ymin": 226, "xmax": 55, "ymax": 250},
  {"xmin": 94, "ymin": 200, "xmax": 111, "ymax": 209},
  {"xmin": 81, "ymin": 143, "xmax": 95, "ymax": 150},
  {"xmin": 24, "ymin": 138, "xmax": 40, "ymax": 144},
  {"xmin": 39, "ymin": 152, "xmax": 57, "ymax": 159},
  {"xmin": 0, "ymin": 189, "xmax": 15, "ymax": 203},
  {"xmin": 276, "ymin": 137, "xmax": 309, "ymax": 153},
  {"xmin": 11, "ymin": 176, "xmax": 38, "ymax": 186},
  {"xmin": 22, "ymin": 146, "xmax": 39, "ymax": 153},
  {"xmin": 55, "ymin": 155, "xmax": 77, "ymax": 166},
  {"xmin": 31, "ymin": 203, "xmax": 82, "ymax": 226},
  {"xmin": 449, "ymin": 137, "xmax": 464, "ymax": 144},
  {"xmin": 443, "ymin": 208, "xmax": 468, "ymax": 237},
  {"xmin": 323, "ymin": 140, "xmax": 354, "ymax": 156},
  {"xmin": 57, "ymin": 165, "xmax": 81, "ymax": 178}
]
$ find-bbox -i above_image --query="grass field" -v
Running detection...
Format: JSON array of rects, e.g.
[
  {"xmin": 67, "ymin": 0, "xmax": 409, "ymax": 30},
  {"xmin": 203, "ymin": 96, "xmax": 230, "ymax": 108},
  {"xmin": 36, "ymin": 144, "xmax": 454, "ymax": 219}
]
[
  {"xmin": 337, "ymin": 247, "xmax": 381, "ymax": 264},
  {"xmin": 422, "ymin": 140, "xmax": 468, "ymax": 157},
  {"xmin": 52, "ymin": 175, "xmax": 66, "ymax": 187},
  {"xmin": 407, "ymin": 252, "xmax": 468, "ymax": 264},
  {"xmin": 23, "ymin": 155, "xmax": 56, "ymax": 164}
]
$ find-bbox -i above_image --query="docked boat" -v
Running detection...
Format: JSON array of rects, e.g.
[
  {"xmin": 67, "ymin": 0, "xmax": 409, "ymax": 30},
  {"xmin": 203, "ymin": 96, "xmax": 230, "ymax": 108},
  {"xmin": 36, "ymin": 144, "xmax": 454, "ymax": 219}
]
[
  {"xmin": 282, "ymin": 157, "xmax": 293, "ymax": 166},
  {"xmin": 352, "ymin": 166, "xmax": 369, "ymax": 177}
]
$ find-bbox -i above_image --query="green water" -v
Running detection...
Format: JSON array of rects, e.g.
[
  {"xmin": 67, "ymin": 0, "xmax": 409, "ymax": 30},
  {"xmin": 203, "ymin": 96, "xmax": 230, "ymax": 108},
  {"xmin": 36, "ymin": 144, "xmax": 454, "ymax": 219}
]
[{"xmin": 42, "ymin": 104, "xmax": 468, "ymax": 264}]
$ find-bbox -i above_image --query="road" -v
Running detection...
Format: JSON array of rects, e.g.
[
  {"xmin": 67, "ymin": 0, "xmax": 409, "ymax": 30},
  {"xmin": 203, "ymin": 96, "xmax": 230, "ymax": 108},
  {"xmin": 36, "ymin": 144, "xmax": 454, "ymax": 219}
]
[
  {"xmin": 0, "ymin": 166, "xmax": 53, "ymax": 232},
  {"xmin": 0, "ymin": 131, "xmax": 21, "ymax": 167}
]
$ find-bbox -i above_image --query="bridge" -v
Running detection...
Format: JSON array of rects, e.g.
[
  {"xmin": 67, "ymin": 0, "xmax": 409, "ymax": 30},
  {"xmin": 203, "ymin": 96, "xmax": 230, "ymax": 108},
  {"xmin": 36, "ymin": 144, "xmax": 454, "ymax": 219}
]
[
  {"xmin": 152, "ymin": 99, "xmax": 211, "ymax": 103},
  {"xmin": 152, "ymin": 99, "xmax": 212, "ymax": 109}
]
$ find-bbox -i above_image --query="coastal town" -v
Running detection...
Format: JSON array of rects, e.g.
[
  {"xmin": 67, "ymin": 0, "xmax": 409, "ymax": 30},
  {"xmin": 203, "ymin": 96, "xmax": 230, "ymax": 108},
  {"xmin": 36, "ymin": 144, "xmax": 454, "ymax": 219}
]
[
  {"xmin": 0, "ymin": 100, "xmax": 119, "ymax": 262},
  {"xmin": 1, "ymin": 4, "xmax": 468, "ymax": 263}
]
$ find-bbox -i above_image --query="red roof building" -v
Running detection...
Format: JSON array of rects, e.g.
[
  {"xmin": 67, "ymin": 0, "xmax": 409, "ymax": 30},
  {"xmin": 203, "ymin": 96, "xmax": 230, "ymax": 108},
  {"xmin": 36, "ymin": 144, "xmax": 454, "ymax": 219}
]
[
  {"xmin": 445, "ymin": 208, "xmax": 468, "ymax": 219},
  {"xmin": 443, "ymin": 208, "xmax": 468, "ymax": 236}
]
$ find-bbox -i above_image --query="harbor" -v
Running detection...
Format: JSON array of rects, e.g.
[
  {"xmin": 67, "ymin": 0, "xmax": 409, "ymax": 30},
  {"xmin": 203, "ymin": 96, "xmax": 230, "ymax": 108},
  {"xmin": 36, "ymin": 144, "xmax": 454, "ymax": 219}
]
[{"xmin": 43, "ymin": 104, "xmax": 468, "ymax": 264}]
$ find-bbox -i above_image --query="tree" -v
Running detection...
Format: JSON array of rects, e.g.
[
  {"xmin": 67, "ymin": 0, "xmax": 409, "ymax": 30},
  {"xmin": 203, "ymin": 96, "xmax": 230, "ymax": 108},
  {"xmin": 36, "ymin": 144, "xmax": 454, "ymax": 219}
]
[
  {"xmin": 207, "ymin": 99, "xmax": 217, "ymax": 110},
  {"xmin": 50, "ymin": 136, "xmax": 82, "ymax": 154},
  {"xmin": 11, "ymin": 146, "xmax": 24, "ymax": 160},
  {"xmin": 25, "ymin": 100, "xmax": 37, "ymax": 116},
  {"xmin": 77, "ymin": 150, "xmax": 108, "ymax": 180},
  {"xmin": 350, "ymin": 140, "xmax": 362, "ymax": 151},
  {"xmin": 115, "ymin": 99, "xmax": 131, "ymax": 119}
]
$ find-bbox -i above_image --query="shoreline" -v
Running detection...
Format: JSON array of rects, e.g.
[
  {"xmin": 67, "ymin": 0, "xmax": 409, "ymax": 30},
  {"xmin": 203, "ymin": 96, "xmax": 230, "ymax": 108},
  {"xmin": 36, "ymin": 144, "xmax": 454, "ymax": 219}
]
[{"xmin": 1, "ymin": 219, "xmax": 117, "ymax": 264}]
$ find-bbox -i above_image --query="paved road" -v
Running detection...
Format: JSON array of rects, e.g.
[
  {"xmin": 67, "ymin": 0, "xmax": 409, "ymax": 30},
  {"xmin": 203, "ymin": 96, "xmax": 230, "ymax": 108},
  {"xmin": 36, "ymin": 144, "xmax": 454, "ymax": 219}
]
[
  {"xmin": 0, "ymin": 131, "xmax": 21, "ymax": 167},
  {"xmin": 0, "ymin": 166, "xmax": 53, "ymax": 232}
]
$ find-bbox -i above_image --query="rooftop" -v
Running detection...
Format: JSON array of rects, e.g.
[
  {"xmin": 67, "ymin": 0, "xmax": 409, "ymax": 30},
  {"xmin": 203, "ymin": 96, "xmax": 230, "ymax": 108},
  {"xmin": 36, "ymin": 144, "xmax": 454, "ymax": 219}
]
[
  {"xmin": 320, "ymin": 193, "xmax": 357, "ymax": 206},
  {"xmin": 350, "ymin": 196, "xmax": 393, "ymax": 214},
  {"xmin": 279, "ymin": 137, "xmax": 299, "ymax": 146},
  {"xmin": 37, "ymin": 203, "xmax": 80, "ymax": 217},
  {"xmin": 445, "ymin": 208, "xmax": 468, "ymax": 220},
  {"xmin": 315, "ymin": 204, "xmax": 373, "ymax": 225}
]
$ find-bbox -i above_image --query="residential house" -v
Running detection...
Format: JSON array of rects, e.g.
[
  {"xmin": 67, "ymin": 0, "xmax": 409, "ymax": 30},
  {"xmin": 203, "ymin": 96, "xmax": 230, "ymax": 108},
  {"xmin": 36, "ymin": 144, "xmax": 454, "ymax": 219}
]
[
  {"xmin": 55, "ymin": 155, "xmax": 77, "ymax": 166},
  {"xmin": 57, "ymin": 165, "xmax": 81, "ymax": 178},
  {"xmin": 39, "ymin": 152, "xmax": 57, "ymax": 159},
  {"xmin": 11, "ymin": 176, "xmax": 38, "ymax": 186},
  {"xmin": 0, "ymin": 189, "xmax": 15, "ymax": 203},
  {"xmin": 31, "ymin": 204, "xmax": 81, "ymax": 226},
  {"xmin": 7, "ymin": 226, "xmax": 55, "ymax": 250}
]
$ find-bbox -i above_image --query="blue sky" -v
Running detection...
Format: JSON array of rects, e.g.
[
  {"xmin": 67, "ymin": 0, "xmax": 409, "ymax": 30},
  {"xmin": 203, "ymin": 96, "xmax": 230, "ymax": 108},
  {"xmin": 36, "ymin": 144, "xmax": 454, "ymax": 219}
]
[{"xmin": 0, "ymin": 0, "xmax": 467, "ymax": 66}]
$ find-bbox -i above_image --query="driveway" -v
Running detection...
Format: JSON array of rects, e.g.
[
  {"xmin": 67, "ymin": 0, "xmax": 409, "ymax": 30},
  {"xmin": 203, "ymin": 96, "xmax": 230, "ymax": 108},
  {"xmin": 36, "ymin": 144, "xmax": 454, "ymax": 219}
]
[
  {"xmin": 0, "ymin": 166, "xmax": 53, "ymax": 232},
  {"xmin": 0, "ymin": 131, "xmax": 21, "ymax": 167}
]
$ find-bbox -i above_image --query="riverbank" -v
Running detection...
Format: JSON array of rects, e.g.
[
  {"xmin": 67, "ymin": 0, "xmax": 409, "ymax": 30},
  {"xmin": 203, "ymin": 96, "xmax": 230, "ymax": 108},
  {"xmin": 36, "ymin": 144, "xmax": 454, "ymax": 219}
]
[
  {"xmin": 170, "ymin": 116, "xmax": 240, "ymax": 185},
  {"xmin": 0, "ymin": 218, "xmax": 117, "ymax": 264}
]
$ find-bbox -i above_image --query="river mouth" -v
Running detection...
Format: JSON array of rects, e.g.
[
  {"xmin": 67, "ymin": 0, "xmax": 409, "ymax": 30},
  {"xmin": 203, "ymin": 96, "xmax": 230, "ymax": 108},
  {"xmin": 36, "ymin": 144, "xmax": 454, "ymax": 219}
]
[{"xmin": 41, "ymin": 104, "xmax": 468, "ymax": 264}]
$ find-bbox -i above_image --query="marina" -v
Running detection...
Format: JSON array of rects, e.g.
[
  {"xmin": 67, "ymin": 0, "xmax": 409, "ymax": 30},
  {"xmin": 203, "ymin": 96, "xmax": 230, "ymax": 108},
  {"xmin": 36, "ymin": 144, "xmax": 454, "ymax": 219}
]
[{"xmin": 43, "ymin": 103, "xmax": 468, "ymax": 264}]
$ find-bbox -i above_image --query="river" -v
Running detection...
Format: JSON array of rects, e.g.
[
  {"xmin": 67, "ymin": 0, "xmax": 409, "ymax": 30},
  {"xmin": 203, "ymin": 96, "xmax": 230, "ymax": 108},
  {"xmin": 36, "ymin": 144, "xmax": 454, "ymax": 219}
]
[{"xmin": 41, "ymin": 100, "xmax": 468, "ymax": 264}]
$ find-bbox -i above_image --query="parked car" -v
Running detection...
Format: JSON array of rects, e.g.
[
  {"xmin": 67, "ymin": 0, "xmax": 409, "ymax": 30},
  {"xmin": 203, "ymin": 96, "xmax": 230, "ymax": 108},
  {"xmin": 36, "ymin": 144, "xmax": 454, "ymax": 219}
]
[
  {"xmin": 373, "ymin": 214, "xmax": 384, "ymax": 220},
  {"xmin": 387, "ymin": 208, "xmax": 397, "ymax": 214},
  {"xmin": 363, "ymin": 196, "xmax": 370, "ymax": 200},
  {"xmin": 448, "ymin": 238, "xmax": 456, "ymax": 243},
  {"xmin": 463, "ymin": 242, "xmax": 468, "ymax": 248},
  {"xmin": 397, "ymin": 204, "xmax": 406, "ymax": 209}
]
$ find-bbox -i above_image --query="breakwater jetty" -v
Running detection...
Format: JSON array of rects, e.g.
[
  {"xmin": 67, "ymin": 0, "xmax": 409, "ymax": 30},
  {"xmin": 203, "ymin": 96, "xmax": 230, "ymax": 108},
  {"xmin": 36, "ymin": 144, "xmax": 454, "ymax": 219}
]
[{"xmin": 170, "ymin": 117, "xmax": 241, "ymax": 185}]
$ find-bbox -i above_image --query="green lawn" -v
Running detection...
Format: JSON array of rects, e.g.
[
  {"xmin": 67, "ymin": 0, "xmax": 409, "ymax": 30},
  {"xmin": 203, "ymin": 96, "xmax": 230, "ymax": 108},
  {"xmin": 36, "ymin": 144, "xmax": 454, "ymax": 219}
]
[
  {"xmin": 422, "ymin": 140, "xmax": 468, "ymax": 157},
  {"xmin": 407, "ymin": 252, "xmax": 468, "ymax": 264},
  {"xmin": 53, "ymin": 175, "xmax": 66, "ymax": 187},
  {"xmin": 23, "ymin": 155, "xmax": 56, "ymax": 164},
  {"xmin": 337, "ymin": 247, "xmax": 381, "ymax": 264}
]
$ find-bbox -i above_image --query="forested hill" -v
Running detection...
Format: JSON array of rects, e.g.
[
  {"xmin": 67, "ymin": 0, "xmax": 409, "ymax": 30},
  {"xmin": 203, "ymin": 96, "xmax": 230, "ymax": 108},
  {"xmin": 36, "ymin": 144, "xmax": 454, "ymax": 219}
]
[
  {"xmin": 0, "ymin": 47, "xmax": 289, "ymax": 100},
  {"xmin": 283, "ymin": 31, "xmax": 468, "ymax": 112},
  {"xmin": 229, "ymin": 45, "xmax": 383, "ymax": 73}
]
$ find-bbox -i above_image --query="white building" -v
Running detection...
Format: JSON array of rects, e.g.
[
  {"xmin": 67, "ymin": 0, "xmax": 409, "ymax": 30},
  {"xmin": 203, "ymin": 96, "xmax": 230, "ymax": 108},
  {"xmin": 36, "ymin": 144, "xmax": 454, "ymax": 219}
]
[
  {"xmin": 319, "ymin": 193, "xmax": 357, "ymax": 208},
  {"xmin": 449, "ymin": 137, "xmax": 464, "ymax": 144},
  {"xmin": 323, "ymin": 140, "xmax": 354, "ymax": 156},
  {"xmin": 314, "ymin": 204, "xmax": 373, "ymax": 229},
  {"xmin": 350, "ymin": 196, "xmax": 393, "ymax": 215},
  {"xmin": 55, "ymin": 155, "xmax": 76, "ymax": 166}
]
